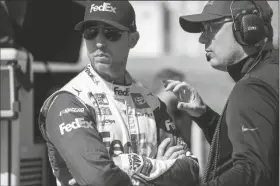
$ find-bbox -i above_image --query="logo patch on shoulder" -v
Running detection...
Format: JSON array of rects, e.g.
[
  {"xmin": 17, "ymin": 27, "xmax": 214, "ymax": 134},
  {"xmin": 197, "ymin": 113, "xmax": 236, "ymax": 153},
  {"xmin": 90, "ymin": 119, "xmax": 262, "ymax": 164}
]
[
  {"xmin": 59, "ymin": 118, "xmax": 93, "ymax": 135},
  {"xmin": 131, "ymin": 93, "xmax": 150, "ymax": 109}
]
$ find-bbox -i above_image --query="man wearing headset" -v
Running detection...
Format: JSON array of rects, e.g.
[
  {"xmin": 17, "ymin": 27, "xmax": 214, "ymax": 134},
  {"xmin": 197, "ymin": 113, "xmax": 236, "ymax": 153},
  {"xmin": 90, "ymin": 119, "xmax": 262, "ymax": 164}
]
[
  {"xmin": 164, "ymin": 1, "xmax": 278, "ymax": 186},
  {"xmin": 38, "ymin": 1, "xmax": 199, "ymax": 186}
]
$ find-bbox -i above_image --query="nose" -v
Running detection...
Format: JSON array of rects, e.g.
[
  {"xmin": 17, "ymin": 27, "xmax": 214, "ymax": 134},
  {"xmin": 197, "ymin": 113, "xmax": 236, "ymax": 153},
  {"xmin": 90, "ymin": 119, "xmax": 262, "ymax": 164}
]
[
  {"xmin": 96, "ymin": 42, "xmax": 105, "ymax": 49},
  {"xmin": 199, "ymin": 32, "xmax": 210, "ymax": 44},
  {"xmin": 95, "ymin": 29, "xmax": 106, "ymax": 49}
]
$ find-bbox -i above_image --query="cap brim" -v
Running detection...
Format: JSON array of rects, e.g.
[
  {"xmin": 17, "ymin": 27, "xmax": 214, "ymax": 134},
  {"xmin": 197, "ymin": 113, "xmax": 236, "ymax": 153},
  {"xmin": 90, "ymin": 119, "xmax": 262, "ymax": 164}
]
[
  {"xmin": 179, "ymin": 13, "xmax": 225, "ymax": 33},
  {"xmin": 75, "ymin": 18, "xmax": 129, "ymax": 31}
]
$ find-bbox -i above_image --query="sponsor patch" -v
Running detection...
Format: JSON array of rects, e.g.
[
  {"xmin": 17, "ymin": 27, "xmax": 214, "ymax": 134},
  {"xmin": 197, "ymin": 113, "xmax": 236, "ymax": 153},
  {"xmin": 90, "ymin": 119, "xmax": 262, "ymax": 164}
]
[
  {"xmin": 84, "ymin": 66, "xmax": 94, "ymax": 78},
  {"xmin": 59, "ymin": 108, "xmax": 84, "ymax": 116},
  {"xmin": 99, "ymin": 119, "xmax": 115, "ymax": 126},
  {"xmin": 165, "ymin": 119, "xmax": 176, "ymax": 132},
  {"xmin": 94, "ymin": 93, "xmax": 109, "ymax": 105},
  {"xmin": 88, "ymin": 92, "xmax": 94, "ymax": 99},
  {"xmin": 128, "ymin": 154, "xmax": 142, "ymax": 171},
  {"xmin": 84, "ymin": 66, "xmax": 99, "ymax": 85},
  {"xmin": 94, "ymin": 107, "xmax": 112, "ymax": 115},
  {"xmin": 140, "ymin": 156, "xmax": 153, "ymax": 176},
  {"xmin": 135, "ymin": 112, "xmax": 153, "ymax": 117},
  {"xmin": 87, "ymin": 92, "xmax": 98, "ymax": 106},
  {"xmin": 130, "ymin": 133, "xmax": 146, "ymax": 154},
  {"xmin": 131, "ymin": 93, "xmax": 150, "ymax": 109},
  {"xmin": 59, "ymin": 118, "xmax": 93, "ymax": 135},
  {"xmin": 99, "ymin": 107, "xmax": 112, "ymax": 115},
  {"xmin": 114, "ymin": 86, "xmax": 130, "ymax": 96}
]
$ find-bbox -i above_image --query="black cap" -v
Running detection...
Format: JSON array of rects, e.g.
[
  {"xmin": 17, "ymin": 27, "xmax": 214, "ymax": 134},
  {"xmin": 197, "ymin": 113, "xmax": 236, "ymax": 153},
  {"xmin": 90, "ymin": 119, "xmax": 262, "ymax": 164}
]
[
  {"xmin": 179, "ymin": 0, "xmax": 273, "ymax": 33},
  {"xmin": 75, "ymin": 1, "xmax": 137, "ymax": 32}
]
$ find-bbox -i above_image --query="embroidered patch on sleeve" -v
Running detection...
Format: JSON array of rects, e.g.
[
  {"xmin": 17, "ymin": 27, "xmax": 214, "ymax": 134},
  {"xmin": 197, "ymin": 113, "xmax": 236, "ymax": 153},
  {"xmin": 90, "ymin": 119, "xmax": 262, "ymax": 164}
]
[{"xmin": 139, "ymin": 156, "xmax": 153, "ymax": 176}]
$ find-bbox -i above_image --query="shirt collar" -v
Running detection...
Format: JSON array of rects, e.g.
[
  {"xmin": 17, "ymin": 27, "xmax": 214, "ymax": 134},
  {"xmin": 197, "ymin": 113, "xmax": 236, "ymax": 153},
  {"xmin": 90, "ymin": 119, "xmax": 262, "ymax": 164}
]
[
  {"xmin": 227, "ymin": 53, "xmax": 257, "ymax": 82},
  {"xmin": 227, "ymin": 49, "xmax": 273, "ymax": 82},
  {"xmin": 227, "ymin": 41, "xmax": 275, "ymax": 82}
]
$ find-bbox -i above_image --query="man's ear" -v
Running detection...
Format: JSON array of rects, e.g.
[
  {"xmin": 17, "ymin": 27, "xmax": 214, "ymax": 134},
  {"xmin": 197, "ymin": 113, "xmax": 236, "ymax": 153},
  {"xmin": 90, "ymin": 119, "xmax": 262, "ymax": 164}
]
[{"xmin": 129, "ymin": 31, "xmax": 140, "ymax": 49}]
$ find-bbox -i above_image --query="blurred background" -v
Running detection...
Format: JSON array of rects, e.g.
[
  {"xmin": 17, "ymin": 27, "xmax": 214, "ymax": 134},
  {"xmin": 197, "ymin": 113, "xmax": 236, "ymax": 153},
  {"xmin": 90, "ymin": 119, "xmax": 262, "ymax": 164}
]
[{"xmin": 0, "ymin": 1, "xmax": 278, "ymax": 186}]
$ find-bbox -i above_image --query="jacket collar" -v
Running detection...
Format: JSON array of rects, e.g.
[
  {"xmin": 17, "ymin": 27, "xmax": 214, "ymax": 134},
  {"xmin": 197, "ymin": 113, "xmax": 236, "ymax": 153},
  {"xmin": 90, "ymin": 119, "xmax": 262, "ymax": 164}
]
[
  {"xmin": 227, "ymin": 48, "xmax": 273, "ymax": 82},
  {"xmin": 227, "ymin": 53, "xmax": 257, "ymax": 82}
]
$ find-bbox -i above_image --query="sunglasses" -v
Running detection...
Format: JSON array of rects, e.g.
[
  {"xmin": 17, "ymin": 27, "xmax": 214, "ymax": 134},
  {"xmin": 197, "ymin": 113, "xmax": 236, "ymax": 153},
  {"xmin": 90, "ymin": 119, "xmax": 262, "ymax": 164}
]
[
  {"xmin": 82, "ymin": 27, "xmax": 125, "ymax": 42},
  {"xmin": 201, "ymin": 18, "xmax": 232, "ymax": 34}
]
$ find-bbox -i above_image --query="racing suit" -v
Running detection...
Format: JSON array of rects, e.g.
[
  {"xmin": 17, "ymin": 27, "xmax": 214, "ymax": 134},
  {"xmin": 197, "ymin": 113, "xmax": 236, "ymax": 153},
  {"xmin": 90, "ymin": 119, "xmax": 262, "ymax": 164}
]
[{"xmin": 39, "ymin": 64, "xmax": 199, "ymax": 186}]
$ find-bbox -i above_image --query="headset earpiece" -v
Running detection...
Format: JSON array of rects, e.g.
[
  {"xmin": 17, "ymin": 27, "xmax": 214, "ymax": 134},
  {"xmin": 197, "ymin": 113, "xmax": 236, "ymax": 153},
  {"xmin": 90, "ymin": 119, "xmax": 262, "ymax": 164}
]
[{"xmin": 231, "ymin": 0, "xmax": 266, "ymax": 46}]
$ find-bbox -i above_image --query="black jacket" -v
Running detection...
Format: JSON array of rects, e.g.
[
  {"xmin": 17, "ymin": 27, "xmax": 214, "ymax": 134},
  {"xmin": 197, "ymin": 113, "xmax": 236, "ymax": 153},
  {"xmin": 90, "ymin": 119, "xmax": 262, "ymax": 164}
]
[{"xmin": 194, "ymin": 49, "xmax": 279, "ymax": 186}]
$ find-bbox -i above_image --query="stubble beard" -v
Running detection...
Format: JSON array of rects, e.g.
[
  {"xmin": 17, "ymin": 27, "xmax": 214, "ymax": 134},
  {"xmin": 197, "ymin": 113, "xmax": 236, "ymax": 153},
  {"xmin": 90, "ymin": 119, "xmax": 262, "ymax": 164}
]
[{"xmin": 90, "ymin": 55, "xmax": 129, "ymax": 85}]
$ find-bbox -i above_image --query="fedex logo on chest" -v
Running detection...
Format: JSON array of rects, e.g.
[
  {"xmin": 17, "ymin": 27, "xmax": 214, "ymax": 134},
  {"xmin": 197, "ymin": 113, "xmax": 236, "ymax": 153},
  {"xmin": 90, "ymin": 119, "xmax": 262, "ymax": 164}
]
[{"xmin": 114, "ymin": 87, "xmax": 130, "ymax": 96}]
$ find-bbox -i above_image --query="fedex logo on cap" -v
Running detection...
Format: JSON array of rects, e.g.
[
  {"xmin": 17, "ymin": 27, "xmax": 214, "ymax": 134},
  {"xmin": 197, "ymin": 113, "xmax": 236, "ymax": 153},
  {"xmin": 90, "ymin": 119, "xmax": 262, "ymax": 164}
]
[{"xmin": 90, "ymin": 2, "xmax": 117, "ymax": 13}]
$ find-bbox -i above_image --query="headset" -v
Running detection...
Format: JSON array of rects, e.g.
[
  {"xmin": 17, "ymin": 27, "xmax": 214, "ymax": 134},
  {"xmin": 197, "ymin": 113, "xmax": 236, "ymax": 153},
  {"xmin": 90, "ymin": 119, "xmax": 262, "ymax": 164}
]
[{"xmin": 230, "ymin": 0, "xmax": 267, "ymax": 46}]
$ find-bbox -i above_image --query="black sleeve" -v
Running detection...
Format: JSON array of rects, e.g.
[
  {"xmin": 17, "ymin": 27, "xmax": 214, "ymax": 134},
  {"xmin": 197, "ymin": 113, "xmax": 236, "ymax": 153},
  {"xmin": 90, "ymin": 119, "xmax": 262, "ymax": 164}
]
[
  {"xmin": 45, "ymin": 93, "xmax": 132, "ymax": 186},
  {"xmin": 203, "ymin": 80, "xmax": 278, "ymax": 186},
  {"xmin": 191, "ymin": 106, "xmax": 220, "ymax": 144},
  {"xmin": 153, "ymin": 99, "xmax": 200, "ymax": 186}
]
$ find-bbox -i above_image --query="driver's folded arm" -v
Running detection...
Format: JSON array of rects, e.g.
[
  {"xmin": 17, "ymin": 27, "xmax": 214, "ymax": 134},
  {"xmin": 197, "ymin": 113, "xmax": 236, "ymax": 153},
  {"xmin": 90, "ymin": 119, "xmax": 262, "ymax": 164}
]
[
  {"xmin": 43, "ymin": 93, "xmax": 133, "ymax": 186},
  {"xmin": 41, "ymin": 93, "xmax": 199, "ymax": 186}
]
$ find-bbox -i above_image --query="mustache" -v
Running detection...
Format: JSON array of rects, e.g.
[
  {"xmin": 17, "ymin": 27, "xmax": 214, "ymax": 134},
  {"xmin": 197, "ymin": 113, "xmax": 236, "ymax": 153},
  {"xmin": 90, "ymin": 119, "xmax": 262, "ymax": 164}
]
[{"xmin": 90, "ymin": 50, "xmax": 110, "ymax": 57}]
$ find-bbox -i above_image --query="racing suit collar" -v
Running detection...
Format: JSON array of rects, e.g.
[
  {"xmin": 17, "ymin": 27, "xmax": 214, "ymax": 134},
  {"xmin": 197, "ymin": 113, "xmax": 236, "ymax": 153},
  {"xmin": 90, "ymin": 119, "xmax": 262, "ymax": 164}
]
[
  {"xmin": 93, "ymin": 68, "xmax": 133, "ymax": 86},
  {"xmin": 88, "ymin": 64, "xmax": 134, "ymax": 96},
  {"xmin": 227, "ymin": 50, "xmax": 270, "ymax": 82},
  {"xmin": 102, "ymin": 70, "xmax": 133, "ymax": 97}
]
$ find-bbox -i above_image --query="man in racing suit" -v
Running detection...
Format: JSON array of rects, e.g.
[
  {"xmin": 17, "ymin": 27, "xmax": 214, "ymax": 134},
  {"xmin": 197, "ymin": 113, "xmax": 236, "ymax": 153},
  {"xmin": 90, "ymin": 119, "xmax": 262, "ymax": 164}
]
[{"xmin": 39, "ymin": 1, "xmax": 199, "ymax": 186}]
